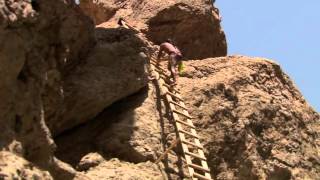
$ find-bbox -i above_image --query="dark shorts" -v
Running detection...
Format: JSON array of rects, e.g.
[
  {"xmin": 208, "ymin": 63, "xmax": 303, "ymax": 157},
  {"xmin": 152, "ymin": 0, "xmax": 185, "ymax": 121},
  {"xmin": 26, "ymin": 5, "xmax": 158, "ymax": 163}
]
[{"xmin": 168, "ymin": 53, "xmax": 183, "ymax": 68}]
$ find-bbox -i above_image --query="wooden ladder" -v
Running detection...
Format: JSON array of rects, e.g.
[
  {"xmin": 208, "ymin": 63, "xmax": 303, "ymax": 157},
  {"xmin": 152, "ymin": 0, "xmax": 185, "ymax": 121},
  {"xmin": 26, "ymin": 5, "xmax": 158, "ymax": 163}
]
[{"xmin": 150, "ymin": 58, "xmax": 213, "ymax": 180}]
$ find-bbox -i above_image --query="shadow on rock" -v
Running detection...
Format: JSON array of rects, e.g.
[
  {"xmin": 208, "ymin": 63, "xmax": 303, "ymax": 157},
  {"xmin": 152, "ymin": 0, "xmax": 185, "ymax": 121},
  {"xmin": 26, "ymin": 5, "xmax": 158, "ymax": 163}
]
[{"xmin": 54, "ymin": 87, "xmax": 152, "ymax": 168}]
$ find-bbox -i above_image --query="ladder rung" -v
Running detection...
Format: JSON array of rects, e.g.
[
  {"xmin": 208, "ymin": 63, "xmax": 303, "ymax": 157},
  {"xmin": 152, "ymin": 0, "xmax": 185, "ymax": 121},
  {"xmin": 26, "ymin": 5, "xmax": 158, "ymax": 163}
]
[
  {"xmin": 185, "ymin": 151, "xmax": 206, "ymax": 161},
  {"xmin": 159, "ymin": 73, "xmax": 170, "ymax": 80},
  {"xmin": 154, "ymin": 67, "xmax": 168, "ymax": 76},
  {"xmin": 182, "ymin": 140, "xmax": 203, "ymax": 149},
  {"xmin": 169, "ymin": 100, "xmax": 188, "ymax": 110},
  {"xmin": 154, "ymin": 68, "xmax": 167, "ymax": 76},
  {"xmin": 193, "ymin": 172, "xmax": 212, "ymax": 180},
  {"xmin": 150, "ymin": 58, "xmax": 158, "ymax": 63},
  {"xmin": 173, "ymin": 109, "xmax": 193, "ymax": 119},
  {"xmin": 151, "ymin": 62, "xmax": 167, "ymax": 72},
  {"xmin": 166, "ymin": 91, "xmax": 183, "ymax": 101},
  {"xmin": 175, "ymin": 119, "xmax": 195, "ymax": 128},
  {"xmin": 163, "ymin": 83, "xmax": 176, "ymax": 89},
  {"xmin": 178, "ymin": 129, "xmax": 200, "ymax": 139},
  {"xmin": 163, "ymin": 84, "xmax": 179, "ymax": 93},
  {"xmin": 187, "ymin": 163, "xmax": 211, "ymax": 173}
]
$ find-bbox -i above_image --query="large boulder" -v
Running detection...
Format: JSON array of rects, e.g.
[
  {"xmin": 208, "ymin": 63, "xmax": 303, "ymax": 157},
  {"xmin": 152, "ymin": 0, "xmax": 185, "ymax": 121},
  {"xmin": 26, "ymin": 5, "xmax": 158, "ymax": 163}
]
[
  {"xmin": 80, "ymin": 0, "xmax": 227, "ymax": 59},
  {"xmin": 178, "ymin": 56, "xmax": 320, "ymax": 179},
  {"xmin": 0, "ymin": 0, "xmax": 94, "ymax": 177},
  {"xmin": 48, "ymin": 28, "xmax": 150, "ymax": 135},
  {"xmin": 79, "ymin": 0, "xmax": 119, "ymax": 25}
]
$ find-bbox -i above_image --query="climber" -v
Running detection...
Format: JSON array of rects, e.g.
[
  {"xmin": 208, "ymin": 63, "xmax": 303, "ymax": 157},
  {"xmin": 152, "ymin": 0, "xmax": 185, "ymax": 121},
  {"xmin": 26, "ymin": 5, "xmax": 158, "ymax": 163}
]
[
  {"xmin": 117, "ymin": 18, "xmax": 139, "ymax": 33},
  {"xmin": 157, "ymin": 39, "xmax": 183, "ymax": 84}
]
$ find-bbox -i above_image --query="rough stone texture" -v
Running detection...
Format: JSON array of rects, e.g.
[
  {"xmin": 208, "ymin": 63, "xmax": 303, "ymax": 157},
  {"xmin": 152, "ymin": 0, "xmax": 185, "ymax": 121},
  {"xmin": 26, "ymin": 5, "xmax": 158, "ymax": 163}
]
[
  {"xmin": 178, "ymin": 56, "xmax": 320, "ymax": 179},
  {"xmin": 77, "ymin": 152, "xmax": 105, "ymax": 171},
  {"xmin": 0, "ymin": 151, "xmax": 53, "ymax": 180},
  {"xmin": 81, "ymin": 0, "xmax": 227, "ymax": 59},
  {"xmin": 0, "ymin": 0, "xmax": 94, "ymax": 178},
  {"xmin": 79, "ymin": 0, "xmax": 119, "ymax": 25},
  {"xmin": 2, "ymin": 0, "xmax": 319, "ymax": 179},
  {"xmin": 48, "ymin": 28, "xmax": 149, "ymax": 135},
  {"xmin": 78, "ymin": 158, "xmax": 163, "ymax": 180},
  {"xmin": 55, "ymin": 56, "xmax": 320, "ymax": 180},
  {"xmin": 54, "ymin": 85, "xmax": 162, "ymax": 166}
]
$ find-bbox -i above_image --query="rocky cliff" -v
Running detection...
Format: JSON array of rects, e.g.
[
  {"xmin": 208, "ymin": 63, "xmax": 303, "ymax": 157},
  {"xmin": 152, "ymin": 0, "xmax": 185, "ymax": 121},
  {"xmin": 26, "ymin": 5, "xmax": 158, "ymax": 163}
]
[{"xmin": 0, "ymin": 0, "xmax": 319, "ymax": 180}]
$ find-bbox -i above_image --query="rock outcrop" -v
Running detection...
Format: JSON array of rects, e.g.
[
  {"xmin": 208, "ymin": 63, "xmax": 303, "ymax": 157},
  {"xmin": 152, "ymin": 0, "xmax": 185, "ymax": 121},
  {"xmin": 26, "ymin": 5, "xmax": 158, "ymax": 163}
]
[
  {"xmin": 1, "ymin": 0, "xmax": 319, "ymax": 180},
  {"xmin": 81, "ymin": 0, "xmax": 227, "ymax": 59},
  {"xmin": 79, "ymin": 0, "xmax": 119, "ymax": 25},
  {"xmin": 47, "ymin": 28, "xmax": 149, "ymax": 135},
  {"xmin": 0, "ymin": 0, "xmax": 93, "ymax": 178},
  {"xmin": 178, "ymin": 56, "xmax": 320, "ymax": 179},
  {"xmin": 54, "ymin": 56, "xmax": 320, "ymax": 180},
  {"xmin": 54, "ymin": 85, "xmax": 162, "ymax": 166}
]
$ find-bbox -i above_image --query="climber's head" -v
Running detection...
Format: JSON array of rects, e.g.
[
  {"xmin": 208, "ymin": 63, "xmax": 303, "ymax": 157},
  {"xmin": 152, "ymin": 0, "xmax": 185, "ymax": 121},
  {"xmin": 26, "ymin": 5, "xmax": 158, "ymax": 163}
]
[{"xmin": 165, "ymin": 38, "xmax": 173, "ymax": 44}]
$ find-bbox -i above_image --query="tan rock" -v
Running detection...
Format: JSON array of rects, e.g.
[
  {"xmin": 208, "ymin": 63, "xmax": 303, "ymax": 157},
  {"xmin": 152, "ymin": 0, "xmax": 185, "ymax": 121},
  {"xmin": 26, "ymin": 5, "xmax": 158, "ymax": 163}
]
[
  {"xmin": 0, "ymin": 0, "xmax": 94, "ymax": 178},
  {"xmin": 55, "ymin": 84, "xmax": 162, "ymax": 165},
  {"xmin": 80, "ymin": 158, "xmax": 163, "ymax": 180},
  {"xmin": 81, "ymin": 0, "xmax": 227, "ymax": 59},
  {"xmin": 77, "ymin": 152, "xmax": 105, "ymax": 171},
  {"xmin": 79, "ymin": 0, "xmax": 119, "ymax": 25},
  {"xmin": 49, "ymin": 28, "xmax": 149, "ymax": 135},
  {"xmin": 0, "ymin": 151, "xmax": 53, "ymax": 180},
  {"xmin": 178, "ymin": 56, "xmax": 320, "ymax": 179}
]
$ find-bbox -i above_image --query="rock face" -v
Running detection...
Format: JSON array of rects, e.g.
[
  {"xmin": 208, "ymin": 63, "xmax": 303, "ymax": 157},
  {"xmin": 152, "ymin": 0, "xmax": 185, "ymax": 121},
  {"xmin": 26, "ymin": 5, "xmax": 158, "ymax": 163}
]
[
  {"xmin": 0, "ymin": 0, "xmax": 93, "ymax": 177},
  {"xmin": 47, "ymin": 28, "xmax": 149, "ymax": 135},
  {"xmin": 78, "ymin": 158, "xmax": 162, "ymax": 180},
  {"xmin": 81, "ymin": 0, "xmax": 227, "ymax": 59},
  {"xmin": 54, "ymin": 85, "xmax": 162, "ymax": 166},
  {"xmin": 178, "ymin": 56, "xmax": 320, "ymax": 179},
  {"xmin": 1, "ymin": 0, "xmax": 319, "ymax": 179},
  {"xmin": 77, "ymin": 152, "xmax": 105, "ymax": 171},
  {"xmin": 79, "ymin": 0, "xmax": 119, "ymax": 25},
  {"xmin": 54, "ymin": 56, "xmax": 320, "ymax": 180},
  {"xmin": 0, "ymin": 151, "xmax": 53, "ymax": 180}
]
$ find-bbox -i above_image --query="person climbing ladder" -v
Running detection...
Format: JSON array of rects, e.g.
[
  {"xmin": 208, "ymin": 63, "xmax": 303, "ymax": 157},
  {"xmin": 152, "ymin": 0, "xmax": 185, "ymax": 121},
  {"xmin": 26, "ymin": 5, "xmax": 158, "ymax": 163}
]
[{"xmin": 157, "ymin": 39, "xmax": 183, "ymax": 85}]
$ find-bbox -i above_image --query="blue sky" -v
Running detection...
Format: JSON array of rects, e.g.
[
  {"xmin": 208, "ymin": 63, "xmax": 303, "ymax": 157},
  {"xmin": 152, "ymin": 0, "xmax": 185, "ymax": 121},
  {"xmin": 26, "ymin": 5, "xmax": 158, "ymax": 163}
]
[{"xmin": 216, "ymin": 1, "xmax": 320, "ymax": 112}]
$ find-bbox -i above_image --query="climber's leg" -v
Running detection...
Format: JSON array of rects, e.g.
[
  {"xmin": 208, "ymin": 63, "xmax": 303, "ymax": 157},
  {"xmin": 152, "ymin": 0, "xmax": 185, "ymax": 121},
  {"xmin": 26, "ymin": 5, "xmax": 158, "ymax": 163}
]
[{"xmin": 169, "ymin": 54, "xmax": 178, "ymax": 83}]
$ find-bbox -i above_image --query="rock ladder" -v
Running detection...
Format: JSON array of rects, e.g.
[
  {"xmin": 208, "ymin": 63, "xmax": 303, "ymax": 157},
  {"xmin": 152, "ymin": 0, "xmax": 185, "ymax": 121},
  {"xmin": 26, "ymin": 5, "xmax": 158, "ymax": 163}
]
[{"xmin": 150, "ymin": 58, "xmax": 213, "ymax": 180}]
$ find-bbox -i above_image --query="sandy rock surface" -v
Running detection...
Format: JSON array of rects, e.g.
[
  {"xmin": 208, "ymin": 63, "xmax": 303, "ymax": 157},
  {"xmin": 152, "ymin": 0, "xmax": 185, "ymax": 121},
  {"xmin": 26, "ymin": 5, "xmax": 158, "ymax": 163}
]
[
  {"xmin": 0, "ymin": 151, "xmax": 53, "ymax": 180},
  {"xmin": 48, "ymin": 27, "xmax": 150, "ymax": 135},
  {"xmin": 79, "ymin": 158, "xmax": 163, "ymax": 180},
  {"xmin": 1, "ymin": 0, "xmax": 319, "ymax": 179},
  {"xmin": 77, "ymin": 152, "xmax": 105, "ymax": 171},
  {"xmin": 178, "ymin": 56, "xmax": 320, "ymax": 179},
  {"xmin": 0, "ymin": 0, "xmax": 93, "ymax": 178},
  {"xmin": 81, "ymin": 0, "xmax": 227, "ymax": 59},
  {"xmin": 79, "ymin": 0, "xmax": 119, "ymax": 25},
  {"xmin": 55, "ymin": 85, "xmax": 162, "ymax": 166}
]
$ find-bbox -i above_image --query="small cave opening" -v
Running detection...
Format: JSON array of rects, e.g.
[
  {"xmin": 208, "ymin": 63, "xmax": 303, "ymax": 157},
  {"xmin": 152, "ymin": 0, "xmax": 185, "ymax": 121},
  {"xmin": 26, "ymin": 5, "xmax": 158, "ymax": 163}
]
[{"xmin": 145, "ymin": 3, "xmax": 227, "ymax": 60}]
